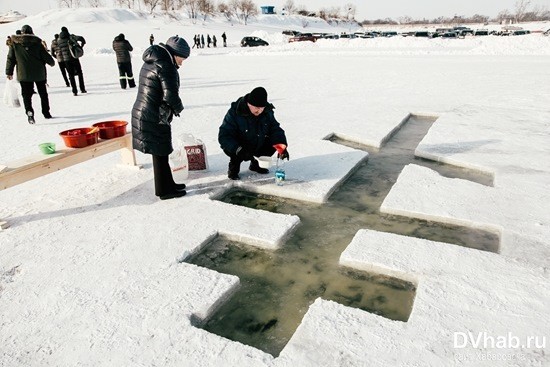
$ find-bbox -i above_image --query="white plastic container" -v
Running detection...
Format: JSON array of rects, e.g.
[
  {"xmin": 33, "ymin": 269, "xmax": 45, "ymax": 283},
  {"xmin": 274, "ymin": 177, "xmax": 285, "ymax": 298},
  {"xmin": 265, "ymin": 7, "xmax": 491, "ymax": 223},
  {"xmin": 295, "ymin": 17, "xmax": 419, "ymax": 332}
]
[{"xmin": 255, "ymin": 156, "xmax": 272, "ymax": 169}]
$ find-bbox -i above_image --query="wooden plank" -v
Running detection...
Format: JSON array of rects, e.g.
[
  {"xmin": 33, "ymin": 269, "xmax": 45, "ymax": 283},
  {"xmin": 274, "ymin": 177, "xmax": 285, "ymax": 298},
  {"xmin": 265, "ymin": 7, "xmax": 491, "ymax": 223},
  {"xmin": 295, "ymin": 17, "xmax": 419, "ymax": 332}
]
[{"xmin": 0, "ymin": 133, "xmax": 137, "ymax": 191}]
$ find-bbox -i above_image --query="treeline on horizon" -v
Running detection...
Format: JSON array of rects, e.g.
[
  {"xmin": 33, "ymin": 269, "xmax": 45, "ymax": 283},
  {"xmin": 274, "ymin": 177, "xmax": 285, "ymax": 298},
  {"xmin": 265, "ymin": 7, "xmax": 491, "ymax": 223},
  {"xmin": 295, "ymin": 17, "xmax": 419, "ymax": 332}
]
[{"xmin": 57, "ymin": 0, "xmax": 550, "ymax": 25}]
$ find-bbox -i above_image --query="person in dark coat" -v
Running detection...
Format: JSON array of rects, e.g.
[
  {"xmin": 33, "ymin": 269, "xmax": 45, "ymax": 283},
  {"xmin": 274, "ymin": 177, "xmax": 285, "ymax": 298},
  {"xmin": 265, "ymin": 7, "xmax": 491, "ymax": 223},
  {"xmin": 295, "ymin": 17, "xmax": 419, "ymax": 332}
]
[
  {"xmin": 200, "ymin": 34, "xmax": 205, "ymax": 48},
  {"xmin": 57, "ymin": 26, "xmax": 87, "ymax": 96},
  {"xmin": 51, "ymin": 34, "xmax": 70, "ymax": 87},
  {"xmin": 149, "ymin": 34, "xmax": 154, "ymax": 45},
  {"xmin": 221, "ymin": 32, "xmax": 227, "ymax": 47},
  {"xmin": 112, "ymin": 33, "xmax": 135, "ymax": 89},
  {"xmin": 218, "ymin": 87, "xmax": 289, "ymax": 180},
  {"xmin": 131, "ymin": 36, "xmax": 191, "ymax": 200},
  {"xmin": 5, "ymin": 25, "xmax": 55, "ymax": 123},
  {"xmin": 212, "ymin": 35, "xmax": 217, "ymax": 47},
  {"xmin": 207, "ymin": 34, "xmax": 211, "ymax": 48}
]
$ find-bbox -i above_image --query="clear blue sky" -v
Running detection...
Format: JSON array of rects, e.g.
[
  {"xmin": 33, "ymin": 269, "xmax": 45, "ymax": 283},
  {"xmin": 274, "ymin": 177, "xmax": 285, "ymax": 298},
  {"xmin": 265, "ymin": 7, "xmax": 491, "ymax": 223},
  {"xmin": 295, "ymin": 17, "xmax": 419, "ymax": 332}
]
[{"xmin": 1, "ymin": 0, "xmax": 548, "ymax": 20}]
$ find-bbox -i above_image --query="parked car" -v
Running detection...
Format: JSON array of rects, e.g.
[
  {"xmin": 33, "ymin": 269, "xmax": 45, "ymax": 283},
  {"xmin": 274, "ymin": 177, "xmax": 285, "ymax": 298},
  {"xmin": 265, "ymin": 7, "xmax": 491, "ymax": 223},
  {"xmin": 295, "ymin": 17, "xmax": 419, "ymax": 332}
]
[
  {"xmin": 474, "ymin": 29, "xmax": 489, "ymax": 36},
  {"xmin": 240, "ymin": 36, "xmax": 269, "ymax": 47},
  {"xmin": 282, "ymin": 30, "xmax": 299, "ymax": 36},
  {"xmin": 457, "ymin": 28, "xmax": 474, "ymax": 37},
  {"xmin": 441, "ymin": 32, "xmax": 458, "ymax": 38},
  {"xmin": 288, "ymin": 33, "xmax": 316, "ymax": 43},
  {"xmin": 339, "ymin": 33, "xmax": 356, "ymax": 39},
  {"xmin": 414, "ymin": 31, "xmax": 431, "ymax": 37}
]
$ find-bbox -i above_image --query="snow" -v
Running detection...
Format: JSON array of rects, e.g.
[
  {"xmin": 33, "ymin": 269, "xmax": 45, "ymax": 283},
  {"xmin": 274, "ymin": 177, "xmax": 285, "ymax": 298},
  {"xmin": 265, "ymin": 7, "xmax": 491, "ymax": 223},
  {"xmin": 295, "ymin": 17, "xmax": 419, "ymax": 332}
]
[{"xmin": 1, "ymin": 8, "xmax": 549, "ymax": 366}]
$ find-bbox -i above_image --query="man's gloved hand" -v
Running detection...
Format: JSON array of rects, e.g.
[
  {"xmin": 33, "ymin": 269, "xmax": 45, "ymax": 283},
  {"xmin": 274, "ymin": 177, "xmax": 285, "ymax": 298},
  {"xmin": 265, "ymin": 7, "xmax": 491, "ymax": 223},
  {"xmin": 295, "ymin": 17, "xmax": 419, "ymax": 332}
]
[
  {"xmin": 278, "ymin": 149, "xmax": 289, "ymax": 161},
  {"xmin": 236, "ymin": 146, "xmax": 252, "ymax": 161},
  {"xmin": 273, "ymin": 143, "xmax": 289, "ymax": 161}
]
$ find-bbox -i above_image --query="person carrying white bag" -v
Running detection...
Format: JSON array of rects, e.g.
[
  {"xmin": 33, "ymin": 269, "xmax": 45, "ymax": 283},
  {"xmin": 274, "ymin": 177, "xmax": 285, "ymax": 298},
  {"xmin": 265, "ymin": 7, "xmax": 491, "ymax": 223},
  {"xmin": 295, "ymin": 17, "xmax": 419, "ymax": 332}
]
[{"xmin": 3, "ymin": 78, "xmax": 20, "ymax": 107}]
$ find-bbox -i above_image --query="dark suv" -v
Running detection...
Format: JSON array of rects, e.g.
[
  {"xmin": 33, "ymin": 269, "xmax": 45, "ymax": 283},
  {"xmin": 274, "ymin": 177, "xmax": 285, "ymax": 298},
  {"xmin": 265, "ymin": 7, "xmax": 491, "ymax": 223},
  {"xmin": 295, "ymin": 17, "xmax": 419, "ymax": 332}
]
[{"xmin": 240, "ymin": 37, "xmax": 269, "ymax": 47}]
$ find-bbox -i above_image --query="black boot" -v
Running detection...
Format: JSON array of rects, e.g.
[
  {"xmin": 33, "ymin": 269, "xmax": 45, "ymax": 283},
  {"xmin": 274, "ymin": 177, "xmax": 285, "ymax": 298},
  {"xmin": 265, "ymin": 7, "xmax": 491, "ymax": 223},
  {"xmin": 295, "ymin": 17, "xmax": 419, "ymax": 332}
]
[
  {"xmin": 159, "ymin": 188, "xmax": 186, "ymax": 200},
  {"xmin": 228, "ymin": 159, "xmax": 241, "ymax": 180},
  {"xmin": 249, "ymin": 157, "xmax": 269, "ymax": 174}
]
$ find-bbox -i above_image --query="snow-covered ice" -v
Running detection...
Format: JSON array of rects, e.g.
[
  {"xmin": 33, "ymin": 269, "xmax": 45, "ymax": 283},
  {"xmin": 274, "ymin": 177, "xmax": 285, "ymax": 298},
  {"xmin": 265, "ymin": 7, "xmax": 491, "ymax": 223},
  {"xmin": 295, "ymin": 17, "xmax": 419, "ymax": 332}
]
[{"xmin": 1, "ymin": 8, "xmax": 549, "ymax": 366}]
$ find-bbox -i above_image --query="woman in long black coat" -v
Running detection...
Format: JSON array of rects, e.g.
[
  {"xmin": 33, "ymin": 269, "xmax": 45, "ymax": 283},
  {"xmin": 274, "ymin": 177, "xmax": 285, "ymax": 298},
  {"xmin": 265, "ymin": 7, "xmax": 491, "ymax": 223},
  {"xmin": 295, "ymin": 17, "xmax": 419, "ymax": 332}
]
[{"xmin": 131, "ymin": 36, "xmax": 190, "ymax": 200}]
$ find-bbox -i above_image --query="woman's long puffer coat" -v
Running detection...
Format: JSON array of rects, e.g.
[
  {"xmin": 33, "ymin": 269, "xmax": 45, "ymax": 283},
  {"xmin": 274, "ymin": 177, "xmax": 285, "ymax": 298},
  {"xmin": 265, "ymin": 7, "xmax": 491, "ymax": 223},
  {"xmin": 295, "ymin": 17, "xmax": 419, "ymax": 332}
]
[{"xmin": 131, "ymin": 44, "xmax": 184, "ymax": 156}]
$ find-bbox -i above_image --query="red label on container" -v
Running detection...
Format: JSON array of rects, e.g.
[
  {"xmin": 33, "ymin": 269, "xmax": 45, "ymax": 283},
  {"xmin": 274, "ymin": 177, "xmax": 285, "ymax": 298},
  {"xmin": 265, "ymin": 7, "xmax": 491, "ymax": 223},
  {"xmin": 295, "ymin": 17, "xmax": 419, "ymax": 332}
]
[{"xmin": 185, "ymin": 144, "xmax": 207, "ymax": 170}]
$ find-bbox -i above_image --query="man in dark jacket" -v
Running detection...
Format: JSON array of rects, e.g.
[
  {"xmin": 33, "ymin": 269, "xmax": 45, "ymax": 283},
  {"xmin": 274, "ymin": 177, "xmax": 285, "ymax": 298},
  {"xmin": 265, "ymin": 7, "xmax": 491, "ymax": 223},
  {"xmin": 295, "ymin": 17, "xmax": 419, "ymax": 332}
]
[
  {"xmin": 218, "ymin": 87, "xmax": 289, "ymax": 180},
  {"xmin": 112, "ymin": 33, "xmax": 135, "ymax": 89},
  {"xmin": 5, "ymin": 24, "xmax": 55, "ymax": 124},
  {"xmin": 51, "ymin": 34, "xmax": 70, "ymax": 87},
  {"xmin": 57, "ymin": 26, "xmax": 86, "ymax": 96},
  {"xmin": 131, "ymin": 36, "xmax": 190, "ymax": 200}
]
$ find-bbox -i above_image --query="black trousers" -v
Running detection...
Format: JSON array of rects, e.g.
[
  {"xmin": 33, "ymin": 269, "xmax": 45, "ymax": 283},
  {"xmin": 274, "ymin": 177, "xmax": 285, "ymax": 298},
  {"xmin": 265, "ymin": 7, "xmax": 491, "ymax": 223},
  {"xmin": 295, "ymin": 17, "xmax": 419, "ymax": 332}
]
[
  {"xmin": 20, "ymin": 80, "xmax": 50, "ymax": 116},
  {"xmin": 67, "ymin": 58, "xmax": 86, "ymax": 94},
  {"xmin": 117, "ymin": 62, "xmax": 135, "ymax": 89},
  {"xmin": 58, "ymin": 61, "xmax": 70, "ymax": 86},
  {"xmin": 223, "ymin": 143, "xmax": 276, "ymax": 161},
  {"xmin": 152, "ymin": 155, "xmax": 176, "ymax": 197}
]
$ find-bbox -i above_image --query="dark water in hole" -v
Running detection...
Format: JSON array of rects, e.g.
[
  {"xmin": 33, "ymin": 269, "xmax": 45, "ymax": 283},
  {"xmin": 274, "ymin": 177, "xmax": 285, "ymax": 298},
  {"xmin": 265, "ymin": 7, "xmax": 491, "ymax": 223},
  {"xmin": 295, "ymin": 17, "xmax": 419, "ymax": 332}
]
[{"xmin": 187, "ymin": 115, "xmax": 499, "ymax": 356}]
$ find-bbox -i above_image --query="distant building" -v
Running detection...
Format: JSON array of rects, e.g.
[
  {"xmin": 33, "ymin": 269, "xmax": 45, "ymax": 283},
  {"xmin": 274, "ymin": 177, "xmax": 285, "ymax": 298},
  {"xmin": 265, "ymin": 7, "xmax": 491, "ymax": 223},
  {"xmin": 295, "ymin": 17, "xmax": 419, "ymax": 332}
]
[{"xmin": 260, "ymin": 6, "xmax": 275, "ymax": 15}]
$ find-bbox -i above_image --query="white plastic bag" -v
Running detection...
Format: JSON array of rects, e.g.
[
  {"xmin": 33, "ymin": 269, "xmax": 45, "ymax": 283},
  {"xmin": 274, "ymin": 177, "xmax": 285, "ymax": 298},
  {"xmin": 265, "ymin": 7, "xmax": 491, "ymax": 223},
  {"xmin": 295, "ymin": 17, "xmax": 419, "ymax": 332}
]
[
  {"xmin": 180, "ymin": 133, "xmax": 209, "ymax": 171},
  {"xmin": 169, "ymin": 135, "xmax": 189, "ymax": 180},
  {"xmin": 3, "ymin": 79, "xmax": 20, "ymax": 108}
]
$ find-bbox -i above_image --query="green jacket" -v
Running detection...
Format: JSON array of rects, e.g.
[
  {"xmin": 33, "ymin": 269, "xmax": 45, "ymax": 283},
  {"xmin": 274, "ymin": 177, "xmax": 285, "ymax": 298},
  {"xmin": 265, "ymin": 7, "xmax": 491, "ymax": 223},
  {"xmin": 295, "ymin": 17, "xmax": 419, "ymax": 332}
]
[{"xmin": 5, "ymin": 34, "xmax": 55, "ymax": 82}]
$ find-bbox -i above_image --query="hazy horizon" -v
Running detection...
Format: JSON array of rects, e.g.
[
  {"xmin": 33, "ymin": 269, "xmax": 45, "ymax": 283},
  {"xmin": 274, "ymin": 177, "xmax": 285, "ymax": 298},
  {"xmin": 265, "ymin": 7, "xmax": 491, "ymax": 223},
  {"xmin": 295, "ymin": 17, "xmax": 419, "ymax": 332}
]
[{"xmin": 0, "ymin": 0, "xmax": 548, "ymax": 21}]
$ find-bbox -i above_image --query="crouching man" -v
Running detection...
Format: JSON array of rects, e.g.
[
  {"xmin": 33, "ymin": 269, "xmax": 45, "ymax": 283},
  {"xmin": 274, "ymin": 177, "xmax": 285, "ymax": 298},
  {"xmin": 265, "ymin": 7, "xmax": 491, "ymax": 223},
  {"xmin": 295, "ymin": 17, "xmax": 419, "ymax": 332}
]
[{"xmin": 218, "ymin": 86, "xmax": 289, "ymax": 180}]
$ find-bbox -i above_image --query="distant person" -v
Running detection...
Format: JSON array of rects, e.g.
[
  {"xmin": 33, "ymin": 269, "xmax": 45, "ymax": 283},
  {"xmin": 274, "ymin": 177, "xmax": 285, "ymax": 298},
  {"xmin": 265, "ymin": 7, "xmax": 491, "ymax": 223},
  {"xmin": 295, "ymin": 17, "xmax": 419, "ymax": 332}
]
[
  {"xmin": 57, "ymin": 26, "xmax": 87, "ymax": 96},
  {"xmin": 192, "ymin": 34, "xmax": 198, "ymax": 48},
  {"xmin": 131, "ymin": 36, "xmax": 191, "ymax": 200},
  {"xmin": 149, "ymin": 34, "xmax": 154, "ymax": 45},
  {"xmin": 112, "ymin": 33, "xmax": 135, "ymax": 89},
  {"xmin": 221, "ymin": 32, "xmax": 227, "ymax": 47},
  {"xmin": 218, "ymin": 87, "xmax": 289, "ymax": 180},
  {"xmin": 212, "ymin": 35, "xmax": 217, "ymax": 47},
  {"xmin": 200, "ymin": 34, "xmax": 205, "ymax": 48},
  {"xmin": 207, "ymin": 34, "xmax": 211, "ymax": 48},
  {"xmin": 51, "ymin": 34, "xmax": 70, "ymax": 87},
  {"xmin": 5, "ymin": 24, "xmax": 55, "ymax": 123}
]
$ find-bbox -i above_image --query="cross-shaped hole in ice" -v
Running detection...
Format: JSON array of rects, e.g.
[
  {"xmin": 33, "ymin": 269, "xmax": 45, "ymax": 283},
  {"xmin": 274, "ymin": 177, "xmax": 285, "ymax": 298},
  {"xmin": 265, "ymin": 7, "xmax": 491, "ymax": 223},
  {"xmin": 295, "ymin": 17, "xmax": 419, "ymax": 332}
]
[{"xmin": 186, "ymin": 115, "xmax": 499, "ymax": 356}]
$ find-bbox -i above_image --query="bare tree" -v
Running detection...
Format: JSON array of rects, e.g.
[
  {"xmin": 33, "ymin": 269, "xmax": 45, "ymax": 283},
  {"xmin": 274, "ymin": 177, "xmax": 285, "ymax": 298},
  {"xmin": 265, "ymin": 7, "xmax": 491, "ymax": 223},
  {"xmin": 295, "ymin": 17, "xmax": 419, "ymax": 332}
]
[
  {"xmin": 58, "ymin": 0, "xmax": 83, "ymax": 8},
  {"xmin": 218, "ymin": 2, "xmax": 234, "ymax": 22},
  {"xmin": 283, "ymin": 0, "xmax": 295, "ymax": 15},
  {"xmin": 514, "ymin": 0, "xmax": 532, "ymax": 22},
  {"xmin": 318, "ymin": 8, "xmax": 327, "ymax": 20},
  {"xmin": 181, "ymin": 0, "xmax": 199, "ymax": 23},
  {"xmin": 115, "ymin": 0, "xmax": 135, "ymax": 9},
  {"xmin": 160, "ymin": 0, "xmax": 175, "ymax": 11},
  {"xmin": 327, "ymin": 6, "xmax": 340, "ymax": 19},
  {"xmin": 87, "ymin": 0, "xmax": 104, "ymax": 6},
  {"xmin": 497, "ymin": 9, "xmax": 513, "ymax": 23},
  {"xmin": 344, "ymin": 3, "xmax": 356, "ymax": 20},
  {"xmin": 238, "ymin": 0, "xmax": 258, "ymax": 25},
  {"xmin": 198, "ymin": 0, "xmax": 215, "ymax": 22},
  {"xmin": 144, "ymin": 0, "xmax": 162, "ymax": 13},
  {"xmin": 228, "ymin": 0, "xmax": 241, "ymax": 22}
]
